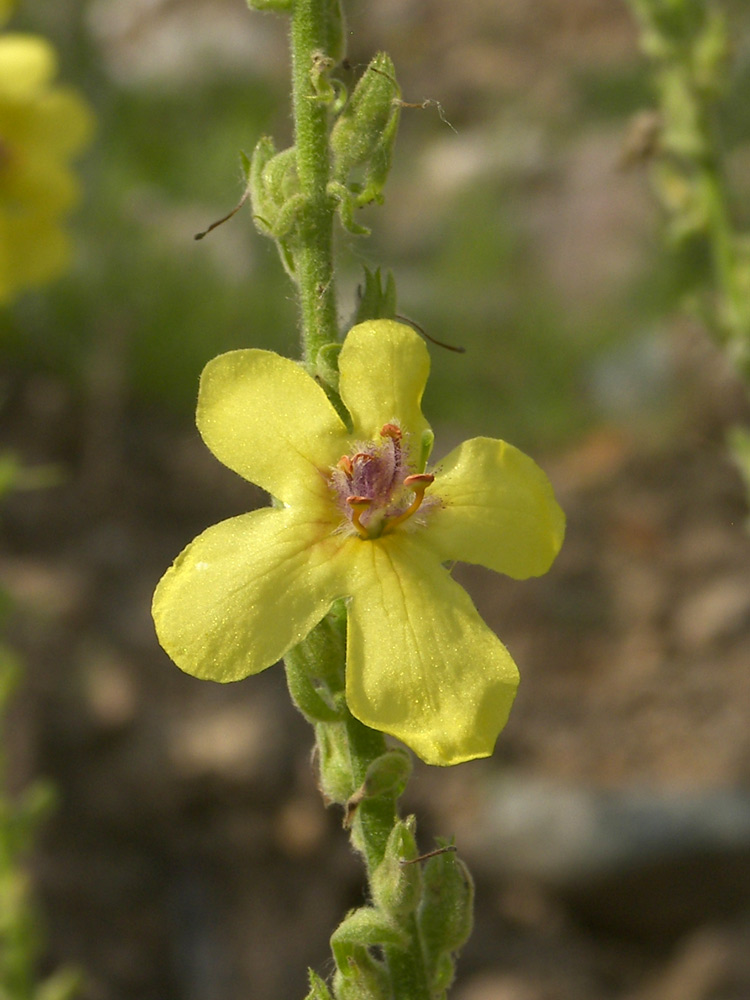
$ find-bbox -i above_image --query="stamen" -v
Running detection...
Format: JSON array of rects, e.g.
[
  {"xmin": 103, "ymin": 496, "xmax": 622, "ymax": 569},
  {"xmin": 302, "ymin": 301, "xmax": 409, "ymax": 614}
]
[
  {"xmin": 347, "ymin": 496, "xmax": 373, "ymax": 539},
  {"xmin": 380, "ymin": 423, "xmax": 402, "ymax": 441},
  {"xmin": 337, "ymin": 455, "xmax": 353, "ymax": 477},
  {"xmin": 382, "ymin": 474, "xmax": 435, "ymax": 534}
]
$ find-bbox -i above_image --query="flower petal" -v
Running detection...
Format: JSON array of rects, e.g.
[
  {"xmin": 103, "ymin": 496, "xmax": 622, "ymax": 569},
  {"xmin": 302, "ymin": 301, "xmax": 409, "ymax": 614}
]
[
  {"xmin": 344, "ymin": 536, "xmax": 519, "ymax": 765},
  {"xmin": 152, "ymin": 508, "xmax": 346, "ymax": 682},
  {"xmin": 339, "ymin": 320, "xmax": 432, "ymax": 448},
  {"xmin": 429, "ymin": 437, "xmax": 565, "ymax": 579},
  {"xmin": 197, "ymin": 350, "xmax": 350, "ymax": 504}
]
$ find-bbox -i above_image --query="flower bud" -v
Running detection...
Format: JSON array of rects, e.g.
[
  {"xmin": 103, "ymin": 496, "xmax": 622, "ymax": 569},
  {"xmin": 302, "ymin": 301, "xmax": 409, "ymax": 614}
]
[
  {"xmin": 417, "ymin": 844, "xmax": 474, "ymax": 979},
  {"xmin": 344, "ymin": 749, "xmax": 411, "ymax": 825},
  {"xmin": 332, "ymin": 951, "xmax": 389, "ymax": 1000},
  {"xmin": 330, "ymin": 53, "xmax": 400, "ymax": 186},
  {"xmin": 355, "ymin": 105, "xmax": 399, "ymax": 207},
  {"xmin": 363, "ymin": 748, "xmax": 411, "ymax": 799},
  {"xmin": 249, "ymin": 138, "xmax": 301, "ymax": 237},
  {"xmin": 331, "ymin": 907, "xmax": 407, "ymax": 975},
  {"xmin": 371, "ymin": 818, "xmax": 421, "ymax": 918},
  {"xmin": 315, "ymin": 720, "xmax": 353, "ymax": 805}
]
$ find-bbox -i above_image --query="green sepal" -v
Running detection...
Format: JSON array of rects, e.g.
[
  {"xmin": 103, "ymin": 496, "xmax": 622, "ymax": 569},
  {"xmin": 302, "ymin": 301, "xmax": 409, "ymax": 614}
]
[
  {"xmin": 284, "ymin": 608, "xmax": 347, "ymax": 724},
  {"xmin": 328, "ymin": 181, "xmax": 371, "ymax": 236},
  {"xmin": 430, "ymin": 952, "xmax": 457, "ymax": 996},
  {"xmin": 417, "ymin": 841, "xmax": 474, "ymax": 981},
  {"xmin": 311, "ymin": 52, "xmax": 337, "ymax": 104},
  {"xmin": 355, "ymin": 101, "xmax": 400, "ymax": 207},
  {"xmin": 303, "ymin": 969, "xmax": 334, "ymax": 1000},
  {"xmin": 362, "ymin": 749, "xmax": 412, "ymax": 800},
  {"xmin": 284, "ymin": 652, "xmax": 342, "ymax": 723},
  {"xmin": 371, "ymin": 817, "xmax": 421, "ymax": 919},
  {"xmin": 331, "ymin": 907, "xmax": 408, "ymax": 974},
  {"xmin": 332, "ymin": 952, "xmax": 389, "ymax": 1000},
  {"xmin": 315, "ymin": 719, "xmax": 354, "ymax": 805},
  {"xmin": 246, "ymin": 0, "xmax": 292, "ymax": 12},
  {"xmin": 248, "ymin": 136, "xmax": 280, "ymax": 235},
  {"xmin": 353, "ymin": 267, "xmax": 397, "ymax": 324},
  {"xmin": 330, "ymin": 52, "xmax": 400, "ymax": 192},
  {"xmin": 288, "ymin": 607, "xmax": 346, "ymax": 691},
  {"xmin": 249, "ymin": 139, "xmax": 304, "ymax": 251},
  {"xmin": 315, "ymin": 342, "xmax": 343, "ymax": 393},
  {"xmin": 344, "ymin": 748, "xmax": 411, "ymax": 825}
]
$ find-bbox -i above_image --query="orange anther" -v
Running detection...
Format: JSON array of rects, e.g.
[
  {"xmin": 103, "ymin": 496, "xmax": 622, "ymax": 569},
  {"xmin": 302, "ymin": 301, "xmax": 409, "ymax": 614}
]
[
  {"xmin": 382, "ymin": 475, "xmax": 434, "ymax": 535},
  {"xmin": 380, "ymin": 423, "xmax": 402, "ymax": 441}
]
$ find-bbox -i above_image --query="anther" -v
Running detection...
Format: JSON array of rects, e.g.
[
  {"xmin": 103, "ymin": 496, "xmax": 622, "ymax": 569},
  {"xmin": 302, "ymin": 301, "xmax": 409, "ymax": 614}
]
[
  {"xmin": 380, "ymin": 423, "xmax": 402, "ymax": 441},
  {"xmin": 347, "ymin": 496, "xmax": 372, "ymax": 539},
  {"xmin": 382, "ymin": 473, "xmax": 435, "ymax": 534},
  {"xmin": 337, "ymin": 455, "xmax": 353, "ymax": 477}
]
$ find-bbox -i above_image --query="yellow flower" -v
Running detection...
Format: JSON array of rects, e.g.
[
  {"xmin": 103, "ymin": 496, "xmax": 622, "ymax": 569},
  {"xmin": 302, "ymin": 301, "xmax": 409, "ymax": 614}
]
[
  {"xmin": 153, "ymin": 321, "xmax": 565, "ymax": 765},
  {"xmin": 0, "ymin": 26, "xmax": 92, "ymax": 304}
]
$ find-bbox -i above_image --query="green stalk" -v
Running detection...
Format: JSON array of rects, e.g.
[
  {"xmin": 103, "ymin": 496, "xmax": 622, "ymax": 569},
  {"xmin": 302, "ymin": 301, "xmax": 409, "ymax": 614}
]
[
  {"xmin": 284, "ymin": 5, "xmax": 464, "ymax": 996},
  {"xmin": 290, "ymin": 0, "xmax": 339, "ymax": 365},
  {"xmin": 342, "ymin": 710, "xmax": 433, "ymax": 1000},
  {"xmin": 287, "ymin": 613, "xmax": 437, "ymax": 998}
]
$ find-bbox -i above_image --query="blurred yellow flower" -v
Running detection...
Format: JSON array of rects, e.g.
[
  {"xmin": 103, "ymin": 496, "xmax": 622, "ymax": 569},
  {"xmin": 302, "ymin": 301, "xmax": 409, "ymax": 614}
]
[
  {"xmin": 0, "ymin": 22, "xmax": 93, "ymax": 304},
  {"xmin": 153, "ymin": 321, "xmax": 565, "ymax": 766}
]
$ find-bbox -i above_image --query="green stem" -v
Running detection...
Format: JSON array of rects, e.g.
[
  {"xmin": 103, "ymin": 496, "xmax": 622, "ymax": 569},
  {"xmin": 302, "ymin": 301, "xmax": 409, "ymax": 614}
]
[
  {"xmin": 342, "ymin": 707, "xmax": 433, "ymax": 1000},
  {"xmin": 290, "ymin": 0, "xmax": 339, "ymax": 366},
  {"xmin": 344, "ymin": 712, "xmax": 394, "ymax": 870}
]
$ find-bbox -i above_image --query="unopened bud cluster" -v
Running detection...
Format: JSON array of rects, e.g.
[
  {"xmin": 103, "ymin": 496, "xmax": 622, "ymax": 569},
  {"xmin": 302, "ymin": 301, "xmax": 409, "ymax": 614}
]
[
  {"xmin": 630, "ymin": 0, "xmax": 728, "ymax": 244},
  {"xmin": 285, "ymin": 614, "xmax": 473, "ymax": 1000},
  {"xmin": 244, "ymin": 0, "xmax": 401, "ymax": 272},
  {"xmin": 629, "ymin": 0, "xmax": 750, "ymax": 367}
]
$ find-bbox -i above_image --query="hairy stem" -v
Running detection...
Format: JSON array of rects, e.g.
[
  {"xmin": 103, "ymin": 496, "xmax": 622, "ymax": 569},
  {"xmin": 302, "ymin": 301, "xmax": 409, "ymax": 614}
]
[{"xmin": 290, "ymin": 0, "xmax": 339, "ymax": 366}]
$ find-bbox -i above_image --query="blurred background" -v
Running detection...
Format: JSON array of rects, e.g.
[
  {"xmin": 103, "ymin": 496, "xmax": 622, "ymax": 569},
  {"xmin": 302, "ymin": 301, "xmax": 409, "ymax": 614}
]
[{"xmin": 2, "ymin": 0, "xmax": 750, "ymax": 998}]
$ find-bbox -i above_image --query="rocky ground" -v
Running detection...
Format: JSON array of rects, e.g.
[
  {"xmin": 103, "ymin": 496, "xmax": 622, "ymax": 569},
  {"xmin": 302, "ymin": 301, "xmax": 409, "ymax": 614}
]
[
  {"xmin": 2, "ymin": 320, "xmax": 750, "ymax": 1000},
  {"xmin": 3, "ymin": 1, "xmax": 750, "ymax": 998}
]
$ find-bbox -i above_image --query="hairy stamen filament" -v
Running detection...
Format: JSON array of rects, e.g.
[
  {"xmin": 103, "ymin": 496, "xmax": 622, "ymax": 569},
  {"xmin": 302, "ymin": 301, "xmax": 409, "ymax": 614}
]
[
  {"xmin": 382, "ymin": 473, "xmax": 434, "ymax": 535},
  {"xmin": 347, "ymin": 496, "xmax": 373, "ymax": 539}
]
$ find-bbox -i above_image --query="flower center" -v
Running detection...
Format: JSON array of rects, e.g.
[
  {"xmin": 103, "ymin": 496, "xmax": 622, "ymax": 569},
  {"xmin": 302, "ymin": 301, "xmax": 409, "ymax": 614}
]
[{"xmin": 329, "ymin": 423, "xmax": 436, "ymax": 540}]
